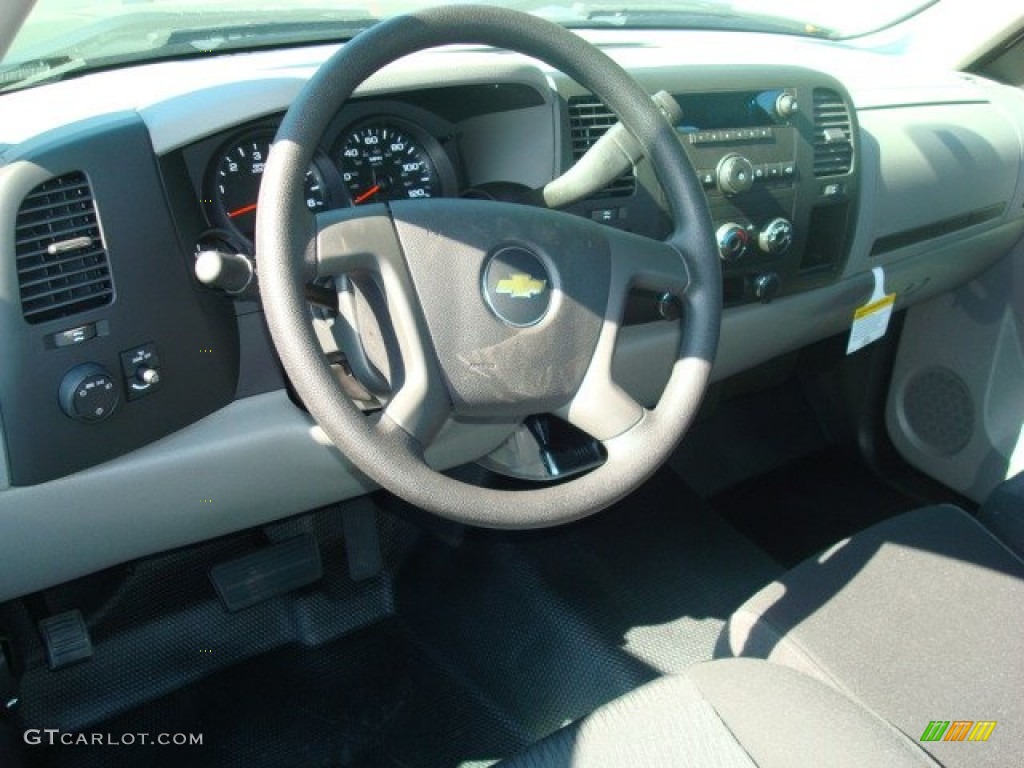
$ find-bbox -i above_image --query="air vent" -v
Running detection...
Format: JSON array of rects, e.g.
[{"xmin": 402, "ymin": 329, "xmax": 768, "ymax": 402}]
[
  {"xmin": 812, "ymin": 89, "xmax": 854, "ymax": 177},
  {"xmin": 568, "ymin": 95, "xmax": 636, "ymax": 198},
  {"xmin": 15, "ymin": 172, "xmax": 113, "ymax": 324}
]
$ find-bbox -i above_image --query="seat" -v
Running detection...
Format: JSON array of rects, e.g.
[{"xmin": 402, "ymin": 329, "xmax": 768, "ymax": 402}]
[
  {"xmin": 500, "ymin": 657, "xmax": 938, "ymax": 767},
  {"xmin": 722, "ymin": 504, "xmax": 1024, "ymax": 768},
  {"xmin": 503, "ymin": 501, "xmax": 1022, "ymax": 767}
]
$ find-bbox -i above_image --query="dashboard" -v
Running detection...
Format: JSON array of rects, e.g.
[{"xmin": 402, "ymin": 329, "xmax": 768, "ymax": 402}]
[{"xmin": 1, "ymin": 30, "xmax": 1024, "ymax": 599}]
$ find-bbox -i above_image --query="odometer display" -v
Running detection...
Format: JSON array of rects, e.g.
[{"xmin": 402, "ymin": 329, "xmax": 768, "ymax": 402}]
[{"xmin": 336, "ymin": 122, "xmax": 439, "ymax": 204}]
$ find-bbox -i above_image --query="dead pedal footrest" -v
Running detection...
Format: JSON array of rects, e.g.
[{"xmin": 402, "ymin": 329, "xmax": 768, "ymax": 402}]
[{"xmin": 210, "ymin": 533, "xmax": 323, "ymax": 612}]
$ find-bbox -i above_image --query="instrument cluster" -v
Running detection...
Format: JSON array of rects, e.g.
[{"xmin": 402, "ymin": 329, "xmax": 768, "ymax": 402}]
[{"xmin": 198, "ymin": 101, "xmax": 459, "ymax": 248}]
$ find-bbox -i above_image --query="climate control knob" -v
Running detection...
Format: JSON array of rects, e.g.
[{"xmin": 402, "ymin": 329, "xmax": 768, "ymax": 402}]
[
  {"xmin": 59, "ymin": 363, "xmax": 119, "ymax": 423},
  {"xmin": 716, "ymin": 223, "xmax": 750, "ymax": 262},
  {"xmin": 716, "ymin": 154, "xmax": 755, "ymax": 196},
  {"xmin": 758, "ymin": 218, "xmax": 794, "ymax": 255}
]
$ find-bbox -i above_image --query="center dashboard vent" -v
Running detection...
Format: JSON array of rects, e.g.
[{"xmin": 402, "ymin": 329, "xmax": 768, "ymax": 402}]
[
  {"xmin": 568, "ymin": 95, "xmax": 636, "ymax": 198},
  {"xmin": 812, "ymin": 89, "xmax": 854, "ymax": 177},
  {"xmin": 15, "ymin": 172, "xmax": 114, "ymax": 324}
]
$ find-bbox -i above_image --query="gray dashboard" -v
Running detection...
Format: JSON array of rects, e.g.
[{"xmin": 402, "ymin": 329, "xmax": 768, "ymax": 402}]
[{"xmin": 1, "ymin": 31, "xmax": 1023, "ymax": 600}]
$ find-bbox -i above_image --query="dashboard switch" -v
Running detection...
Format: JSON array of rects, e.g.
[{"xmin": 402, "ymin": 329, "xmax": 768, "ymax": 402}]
[
  {"xmin": 120, "ymin": 343, "xmax": 162, "ymax": 400},
  {"xmin": 752, "ymin": 273, "xmax": 782, "ymax": 303},
  {"xmin": 52, "ymin": 323, "xmax": 97, "ymax": 349},
  {"xmin": 59, "ymin": 364, "xmax": 119, "ymax": 423}
]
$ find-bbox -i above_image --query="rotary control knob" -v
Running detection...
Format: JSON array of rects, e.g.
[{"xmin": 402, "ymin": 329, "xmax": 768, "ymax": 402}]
[
  {"xmin": 752, "ymin": 273, "xmax": 781, "ymax": 303},
  {"xmin": 59, "ymin": 363, "xmax": 119, "ymax": 423},
  {"xmin": 716, "ymin": 223, "xmax": 750, "ymax": 262},
  {"xmin": 758, "ymin": 218, "xmax": 794, "ymax": 255},
  {"xmin": 775, "ymin": 92, "xmax": 799, "ymax": 118},
  {"xmin": 716, "ymin": 154, "xmax": 755, "ymax": 196}
]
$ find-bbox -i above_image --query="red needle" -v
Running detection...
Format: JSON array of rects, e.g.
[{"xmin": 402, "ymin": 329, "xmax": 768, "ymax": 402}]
[
  {"xmin": 228, "ymin": 202, "xmax": 258, "ymax": 219},
  {"xmin": 353, "ymin": 184, "xmax": 381, "ymax": 204}
]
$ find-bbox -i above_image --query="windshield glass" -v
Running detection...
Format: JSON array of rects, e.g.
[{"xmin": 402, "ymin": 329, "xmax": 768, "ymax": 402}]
[{"xmin": 2, "ymin": 0, "xmax": 936, "ymax": 92}]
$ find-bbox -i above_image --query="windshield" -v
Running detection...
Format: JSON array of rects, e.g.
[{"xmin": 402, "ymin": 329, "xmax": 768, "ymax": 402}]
[{"xmin": 1, "ymin": 0, "xmax": 936, "ymax": 93}]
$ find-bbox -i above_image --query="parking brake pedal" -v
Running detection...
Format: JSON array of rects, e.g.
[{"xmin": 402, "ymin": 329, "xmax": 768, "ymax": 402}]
[
  {"xmin": 39, "ymin": 610, "xmax": 93, "ymax": 670},
  {"xmin": 210, "ymin": 534, "xmax": 323, "ymax": 612}
]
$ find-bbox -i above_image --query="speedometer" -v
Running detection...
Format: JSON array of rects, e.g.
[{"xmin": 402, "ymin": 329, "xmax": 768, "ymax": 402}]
[{"xmin": 335, "ymin": 121, "xmax": 441, "ymax": 204}]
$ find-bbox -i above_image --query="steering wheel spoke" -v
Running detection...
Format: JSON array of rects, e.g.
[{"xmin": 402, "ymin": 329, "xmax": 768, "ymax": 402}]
[
  {"xmin": 555, "ymin": 226, "xmax": 689, "ymax": 441},
  {"xmin": 609, "ymin": 227, "xmax": 691, "ymax": 298},
  {"xmin": 315, "ymin": 206, "xmax": 452, "ymax": 446},
  {"xmin": 557, "ymin": 351, "xmax": 646, "ymax": 441}
]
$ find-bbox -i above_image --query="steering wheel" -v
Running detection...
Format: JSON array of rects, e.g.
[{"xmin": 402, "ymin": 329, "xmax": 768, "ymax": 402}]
[{"xmin": 256, "ymin": 5, "xmax": 721, "ymax": 528}]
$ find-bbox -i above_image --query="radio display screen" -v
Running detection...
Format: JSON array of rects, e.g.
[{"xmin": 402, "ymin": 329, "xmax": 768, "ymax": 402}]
[{"xmin": 673, "ymin": 90, "xmax": 784, "ymax": 132}]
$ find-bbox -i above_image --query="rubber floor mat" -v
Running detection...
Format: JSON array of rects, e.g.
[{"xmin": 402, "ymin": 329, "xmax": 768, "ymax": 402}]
[
  {"xmin": 396, "ymin": 466, "xmax": 784, "ymax": 736},
  {"xmin": 713, "ymin": 448, "xmax": 921, "ymax": 568},
  {"xmin": 26, "ymin": 620, "xmax": 526, "ymax": 768},
  {"xmin": 511, "ymin": 469, "xmax": 784, "ymax": 674}
]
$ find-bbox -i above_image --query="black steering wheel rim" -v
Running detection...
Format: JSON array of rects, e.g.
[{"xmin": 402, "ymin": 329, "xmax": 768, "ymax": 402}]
[{"xmin": 256, "ymin": 5, "xmax": 721, "ymax": 528}]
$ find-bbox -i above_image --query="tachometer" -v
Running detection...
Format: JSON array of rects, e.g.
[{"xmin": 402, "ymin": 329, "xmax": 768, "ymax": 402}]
[
  {"xmin": 335, "ymin": 121, "xmax": 441, "ymax": 204},
  {"xmin": 210, "ymin": 132, "xmax": 328, "ymax": 242}
]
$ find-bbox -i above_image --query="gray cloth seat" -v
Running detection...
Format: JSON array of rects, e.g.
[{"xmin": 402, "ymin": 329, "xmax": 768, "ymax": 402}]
[
  {"xmin": 722, "ymin": 504, "xmax": 1024, "ymax": 768},
  {"xmin": 500, "ymin": 657, "xmax": 938, "ymax": 767}
]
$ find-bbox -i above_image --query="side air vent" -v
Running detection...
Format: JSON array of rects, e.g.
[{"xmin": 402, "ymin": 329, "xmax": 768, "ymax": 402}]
[
  {"xmin": 812, "ymin": 89, "xmax": 854, "ymax": 177},
  {"xmin": 568, "ymin": 95, "xmax": 636, "ymax": 198},
  {"xmin": 15, "ymin": 172, "xmax": 114, "ymax": 324}
]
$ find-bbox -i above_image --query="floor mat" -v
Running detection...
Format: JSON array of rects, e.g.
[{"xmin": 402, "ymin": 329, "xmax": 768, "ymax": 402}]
[
  {"xmin": 27, "ymin": 620, "xmax": 526, "ymax": 768},
  {"xmin": 396, "ymin": 467, "xmax": 784, "ymax": 735},
  {"xmin": 713, "ymin": 448, "xmax": 921, "ymax": 568},
  {"xmin": 513, "ymin": 469, "xmax": 784, "ymax": 673}
]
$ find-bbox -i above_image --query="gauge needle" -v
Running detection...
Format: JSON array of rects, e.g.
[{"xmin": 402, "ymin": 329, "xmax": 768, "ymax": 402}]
[
  {"xmin": 353, "ymin": 184, "xmax": 381, "ymax": 204},
  {"xmin": 228, "ymin": 203, "xmax": 258, "ymax": 219}
]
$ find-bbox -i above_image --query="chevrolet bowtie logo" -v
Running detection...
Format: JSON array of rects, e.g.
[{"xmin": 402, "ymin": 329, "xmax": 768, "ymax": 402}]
[{"xmin": 495, "ymin": 273, "xmax": 547, "ymax": 299}]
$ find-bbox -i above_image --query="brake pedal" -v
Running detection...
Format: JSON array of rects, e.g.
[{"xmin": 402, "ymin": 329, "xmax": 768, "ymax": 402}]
[
  {"xmin": 38, "ymin": 610, "xmax": 93, "ymax": 670},
  {"xmin": 210, "ymin": 533, "xmax": 323, "ymax": 612}
]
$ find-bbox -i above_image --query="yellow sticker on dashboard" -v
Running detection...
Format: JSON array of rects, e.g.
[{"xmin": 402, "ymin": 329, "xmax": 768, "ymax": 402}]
[
  {"xmin": 848, "ymin": 267, "xmax": 896, "ymax": 355},
  {"xmin": 853, "ymin": 294, "xmax": 895, "ymax": 321}
]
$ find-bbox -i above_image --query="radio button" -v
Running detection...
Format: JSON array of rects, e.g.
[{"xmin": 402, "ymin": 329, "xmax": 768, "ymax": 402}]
[
  {"xmin": 775, "ymin": 92, "xmax": 799, "ymax": 119},
  {"xmin": 717, "ymin": 154, "xmax": 755, "ymax": 195}
]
